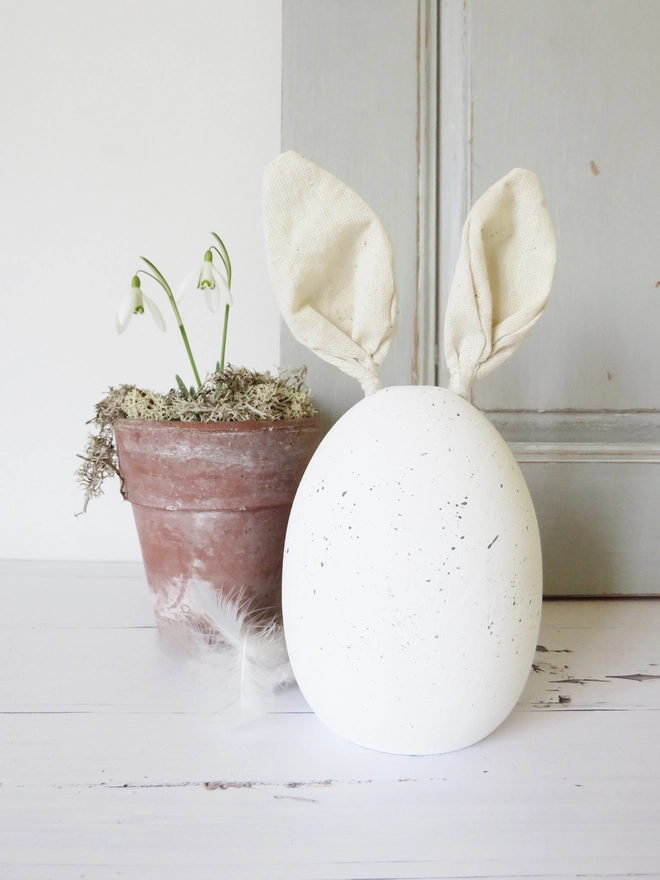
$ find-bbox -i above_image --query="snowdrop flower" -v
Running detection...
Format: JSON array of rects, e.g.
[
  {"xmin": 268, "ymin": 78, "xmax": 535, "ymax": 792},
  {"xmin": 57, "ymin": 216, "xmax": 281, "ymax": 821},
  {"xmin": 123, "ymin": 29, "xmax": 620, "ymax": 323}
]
[
  {"xmin": 117, "ymin": 276, "xmax": 166, "ymax": 335},
  {"xmin": 177, "ymin": 250, "xmax": 233, "ymax": 313}
]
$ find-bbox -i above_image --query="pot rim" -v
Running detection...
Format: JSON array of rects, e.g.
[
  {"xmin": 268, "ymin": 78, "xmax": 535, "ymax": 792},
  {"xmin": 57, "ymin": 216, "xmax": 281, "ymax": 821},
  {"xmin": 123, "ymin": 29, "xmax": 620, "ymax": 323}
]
[{"xmin": 113, "ymin": 414, "xmax": 322, "ymax": 434}]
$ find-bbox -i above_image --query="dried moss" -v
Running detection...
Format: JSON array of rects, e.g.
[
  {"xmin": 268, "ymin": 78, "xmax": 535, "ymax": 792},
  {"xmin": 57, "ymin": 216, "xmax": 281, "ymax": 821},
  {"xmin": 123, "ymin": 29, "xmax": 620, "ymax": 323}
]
[{"xmin": 76, "ymin": 365, "xmax": 317, "ymax": 514}]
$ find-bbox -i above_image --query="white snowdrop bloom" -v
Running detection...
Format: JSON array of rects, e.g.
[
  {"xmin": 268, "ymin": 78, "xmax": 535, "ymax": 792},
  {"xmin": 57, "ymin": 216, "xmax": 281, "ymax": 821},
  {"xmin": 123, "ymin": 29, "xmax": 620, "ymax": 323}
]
[
  {"xmin": 117, "ymin": 276, "xmax": 166, "ymax": 334},
  {"xmin": 177, "ymin": 250, "xmax": 232, "ymax": 314}
]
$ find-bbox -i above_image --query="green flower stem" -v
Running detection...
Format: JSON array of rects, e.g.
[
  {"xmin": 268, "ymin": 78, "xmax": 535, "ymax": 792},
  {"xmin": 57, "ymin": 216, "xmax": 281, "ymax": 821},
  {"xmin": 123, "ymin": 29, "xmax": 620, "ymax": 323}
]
[
  {"xmin": 209, "ymin": 234, "xmax": 232, "ymax": 371},
  {"xmin": 178, "ymin": 324, "xmax": 202, "ymax": 388},
  {"xmin": 138, "ymin": 259, "xmax": 202, "ymax": 389},
  {"xmin": 219, "ymin": 303, "xmax": 230, "ymax": 371}
]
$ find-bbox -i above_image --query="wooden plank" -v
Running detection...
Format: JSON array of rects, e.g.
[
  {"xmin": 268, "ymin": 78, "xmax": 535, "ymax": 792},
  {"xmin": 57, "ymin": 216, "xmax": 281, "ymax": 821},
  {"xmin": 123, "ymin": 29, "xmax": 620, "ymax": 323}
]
[
  {"xmin": 437, "ymin": 0, "xmax": 470, "ymax": 390},
  {"xmin": 482, "ymin": 414, "xmax": 660, "ymax": 596},
  {"xmin": 2, "ymin": 566, "xmax": 659, "ymax": 711},
  {"xmin": 0, "ymin": 573, "xmax": 153, "ymax": 629},
  {"xmin": 281, "ymin": 0, "xmax": 420, "ymax": 425},
  {"xmin": 520, "ymin": 461, "xmax": 660, "ymax": 596},
  {"xmin": 414, "ymin": 0, "xmax": 439, "ymax": 387},
  {"xmin": 519, "ymin": 599, "xmax": 660, "ymax": 707},
  {"xmin": 3, "ymin": 565, "xmax": 660, "ymax": 878},
  {"xmin": 467, "ymin": 0, "xmax": 660, "ymax": 413},
  {"xmin": 438, "ymin": 2, "xmax": 660, "ymax": 595},
  {"xmin": 490, "ymin": 411, "xmax": 660, "ymax": 445},
  {"xmin": 2, "ymin": 709, "xmax": 660, "ymax": 879},
  {"xmin": 0, "ymin": 560, "xmax": 145, "ymax": 579},
  {"xmin": 3, "ymin": 614, "xmax": 659, "ymax": 713},
  {"xmin": 4, "ymin": 689, "xmax": 660, "ymax": 789}
]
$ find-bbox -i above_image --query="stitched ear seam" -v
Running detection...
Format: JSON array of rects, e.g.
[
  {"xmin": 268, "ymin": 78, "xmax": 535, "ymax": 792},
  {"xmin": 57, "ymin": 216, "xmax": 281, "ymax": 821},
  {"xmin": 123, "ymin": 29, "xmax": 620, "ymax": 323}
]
[
  {"xmin": 444, "ymin": 168, "xmax": 557, "ymax": 399},
  {"xmin": 263, "ymin": 151, "xmax": 398, "ymax": 395}
]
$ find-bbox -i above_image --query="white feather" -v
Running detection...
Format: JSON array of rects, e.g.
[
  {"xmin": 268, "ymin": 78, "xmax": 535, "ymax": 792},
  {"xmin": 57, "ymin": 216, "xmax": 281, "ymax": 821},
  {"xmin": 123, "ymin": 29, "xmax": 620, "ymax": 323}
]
[{"xmin": 154, "ymin": 580, "xmax": 294, "ymax": 725}]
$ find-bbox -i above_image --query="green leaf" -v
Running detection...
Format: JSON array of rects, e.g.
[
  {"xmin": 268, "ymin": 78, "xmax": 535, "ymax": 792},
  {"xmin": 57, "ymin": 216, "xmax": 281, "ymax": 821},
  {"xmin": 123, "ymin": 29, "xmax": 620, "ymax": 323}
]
[
  {"xmin": 175, "ymin": 374, "xmax": 189, "ymax": 398},
  {"xmin": 216, "ymin": 361, "xmax": 221, "ymax": 374},
  {"xmin": 210, "ymin": 246, "xmax": 230, "ymax": 285},
  {"xmin": 140, "ymin": 256, "xmax": 173, "ymax": 297},
  {"xmin": 189, "ymin": 386, "xmax": 195, "ymax": 397},
  {"xmin": 210, "ymin": 232, "xmax": 232, "ymax": 288}
]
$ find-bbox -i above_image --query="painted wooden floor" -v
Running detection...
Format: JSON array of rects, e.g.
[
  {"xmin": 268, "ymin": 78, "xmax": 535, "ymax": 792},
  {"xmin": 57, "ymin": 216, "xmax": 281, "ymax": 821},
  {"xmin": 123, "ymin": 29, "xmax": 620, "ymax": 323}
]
[{"xmin": 1, "ymin": 561, "xmax": 659, "ymax": 880}]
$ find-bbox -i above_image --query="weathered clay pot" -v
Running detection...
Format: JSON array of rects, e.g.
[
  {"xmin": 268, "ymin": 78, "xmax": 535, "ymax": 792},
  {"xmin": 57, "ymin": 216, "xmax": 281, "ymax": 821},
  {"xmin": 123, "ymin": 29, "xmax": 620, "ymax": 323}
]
[{"xmin": 114, "ymin": 417, "xmax": 322, "ymax": 618}]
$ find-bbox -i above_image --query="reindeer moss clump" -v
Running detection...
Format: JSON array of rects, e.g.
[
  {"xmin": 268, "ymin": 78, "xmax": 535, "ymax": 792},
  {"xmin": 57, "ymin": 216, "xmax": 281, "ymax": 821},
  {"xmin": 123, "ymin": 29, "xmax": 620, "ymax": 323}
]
[{"xmin": 76, "ymin": 365, "xmax": 317, "ymax": 513}]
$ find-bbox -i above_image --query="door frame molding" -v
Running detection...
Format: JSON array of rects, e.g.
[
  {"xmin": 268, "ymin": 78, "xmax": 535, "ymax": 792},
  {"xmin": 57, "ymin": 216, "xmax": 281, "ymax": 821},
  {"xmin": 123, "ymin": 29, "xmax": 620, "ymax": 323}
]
[
  {"xmin": 281, "ymin": 0, "xmax": 439, "ymax": 424},
  {"xmin": 414, "ymin": 0, "xmax": 440, "ymax": 387},
  {"xmin": 437, "ymin": 0, "xmax": 470, "ymax": 389}
]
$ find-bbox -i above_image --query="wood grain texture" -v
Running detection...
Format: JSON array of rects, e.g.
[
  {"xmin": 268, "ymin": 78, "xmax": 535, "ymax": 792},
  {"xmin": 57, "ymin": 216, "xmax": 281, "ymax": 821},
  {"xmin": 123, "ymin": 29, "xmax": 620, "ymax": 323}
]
[
  {"xmin": 447, "ymin": 0, "xmax": 660, "ymax": 594},
  {"xmin": 490, "ymin": 411, "xmax": 660, "ymax": 445},
  {"xmin": 520, "ymin": 460, "xmax": 660, "ymax": 596},
  {"xmin": 283, "ymin": 1, "xmax": 660, "ymax": 597},
  {"xmin": 465, "ymin": 0, "xmax": 660, "ymax": 412},
  {"xmin": 1, "ymin": 563, "xmax": 660, "ymax": 878},
  {"xmin": 414, "ymin": 0, "xmax": 439, "ymax": 387},
  {"xmin": 437, "ymin": 0, "xmax": 470, "ymax": 389},
  {"xmin": 281, "ymin": 0, "xmax": 421, "ymax": 425},
  {"xmin": 486, "ymin": 413, "xmax": 660, "ymax": 595}
]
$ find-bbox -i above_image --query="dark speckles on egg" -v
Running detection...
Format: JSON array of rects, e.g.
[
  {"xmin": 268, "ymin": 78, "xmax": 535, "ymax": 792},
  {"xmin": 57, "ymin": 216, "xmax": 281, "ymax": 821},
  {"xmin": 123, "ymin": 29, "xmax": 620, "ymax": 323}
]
[{"xmin": 282, "ymin": 387, "xmax": 542, "ymax": 749}]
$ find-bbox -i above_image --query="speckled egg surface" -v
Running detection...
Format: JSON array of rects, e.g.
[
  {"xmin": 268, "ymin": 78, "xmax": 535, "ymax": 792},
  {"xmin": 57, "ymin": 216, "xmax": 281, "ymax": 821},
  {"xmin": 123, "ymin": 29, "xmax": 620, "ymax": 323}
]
[{"xmin": 282, "ymin": 386, "xmax": 542, "ymax": 755}]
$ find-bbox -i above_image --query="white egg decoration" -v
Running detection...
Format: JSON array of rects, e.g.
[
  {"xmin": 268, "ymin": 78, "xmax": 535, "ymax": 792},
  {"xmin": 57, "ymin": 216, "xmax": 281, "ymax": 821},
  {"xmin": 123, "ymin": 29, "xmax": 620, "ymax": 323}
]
[
  {"xmin": 264, "ymin": 152, "xmax": 557, "ymax": 755},
  {"xmin": 282, "ymin": 386, "xmax": 542, "ymax": 754}
]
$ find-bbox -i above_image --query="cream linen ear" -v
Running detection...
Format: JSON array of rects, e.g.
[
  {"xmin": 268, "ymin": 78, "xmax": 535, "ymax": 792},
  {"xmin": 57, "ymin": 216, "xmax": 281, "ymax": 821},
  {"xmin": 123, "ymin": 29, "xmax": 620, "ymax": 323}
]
[
  {"xmin": 444, "ymin": 169, "xmax": 557, "ymax": 399},
  {"xmin": 263, "ymin": 151, "xmax": 398, "ymax": 395}
]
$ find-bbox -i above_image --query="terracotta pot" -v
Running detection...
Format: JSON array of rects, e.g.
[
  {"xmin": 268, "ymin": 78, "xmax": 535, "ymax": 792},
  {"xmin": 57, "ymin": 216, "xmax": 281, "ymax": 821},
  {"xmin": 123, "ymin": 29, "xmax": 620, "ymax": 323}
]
[{"xmin": 114, "ymin": 416, "xmax": 322, "ymax": 619}]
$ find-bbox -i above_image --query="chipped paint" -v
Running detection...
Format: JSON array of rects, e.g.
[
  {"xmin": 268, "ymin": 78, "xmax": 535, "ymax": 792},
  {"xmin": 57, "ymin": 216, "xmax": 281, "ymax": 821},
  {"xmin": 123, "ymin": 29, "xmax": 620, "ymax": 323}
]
[
  {"xmin": 274, "ymin": 795, "xmax": 318, "ymax": 803},
  {"xmin": 606, "ymin": 673, "xmax": 660, "ymax": 682}
]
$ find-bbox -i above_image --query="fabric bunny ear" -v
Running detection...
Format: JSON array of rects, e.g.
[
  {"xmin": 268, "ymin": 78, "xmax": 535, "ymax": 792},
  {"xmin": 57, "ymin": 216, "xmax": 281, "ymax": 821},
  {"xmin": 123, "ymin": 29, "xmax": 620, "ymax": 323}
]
[
  {"xmin": 263, "ymin": 151, "xmax": 397, "ymax": 396},
  {"xmin": 444, "ymin": 168, "xmax": 557, "ymax": 399}
]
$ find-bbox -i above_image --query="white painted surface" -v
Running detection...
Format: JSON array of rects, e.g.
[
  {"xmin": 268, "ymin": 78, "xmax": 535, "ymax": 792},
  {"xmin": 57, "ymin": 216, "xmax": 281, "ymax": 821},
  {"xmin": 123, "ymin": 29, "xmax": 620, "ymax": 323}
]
[
  {"xmin": 283, "ymin": 386, "xmax": 542, "ymax": 754},
  {"xmin": 2, "ymin": 562, "xmax": 660, "ymax": 878},
  {"xmin": 0, "ymin": 0, "xmax": 282, "ymax": 561}
]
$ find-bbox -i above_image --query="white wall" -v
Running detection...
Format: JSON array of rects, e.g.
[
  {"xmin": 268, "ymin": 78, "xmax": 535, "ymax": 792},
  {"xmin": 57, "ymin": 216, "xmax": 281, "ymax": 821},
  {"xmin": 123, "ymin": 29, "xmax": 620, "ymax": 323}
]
[{"xmin": 0, "ymin": 0, "xmax": 282, "ymax": 560}]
